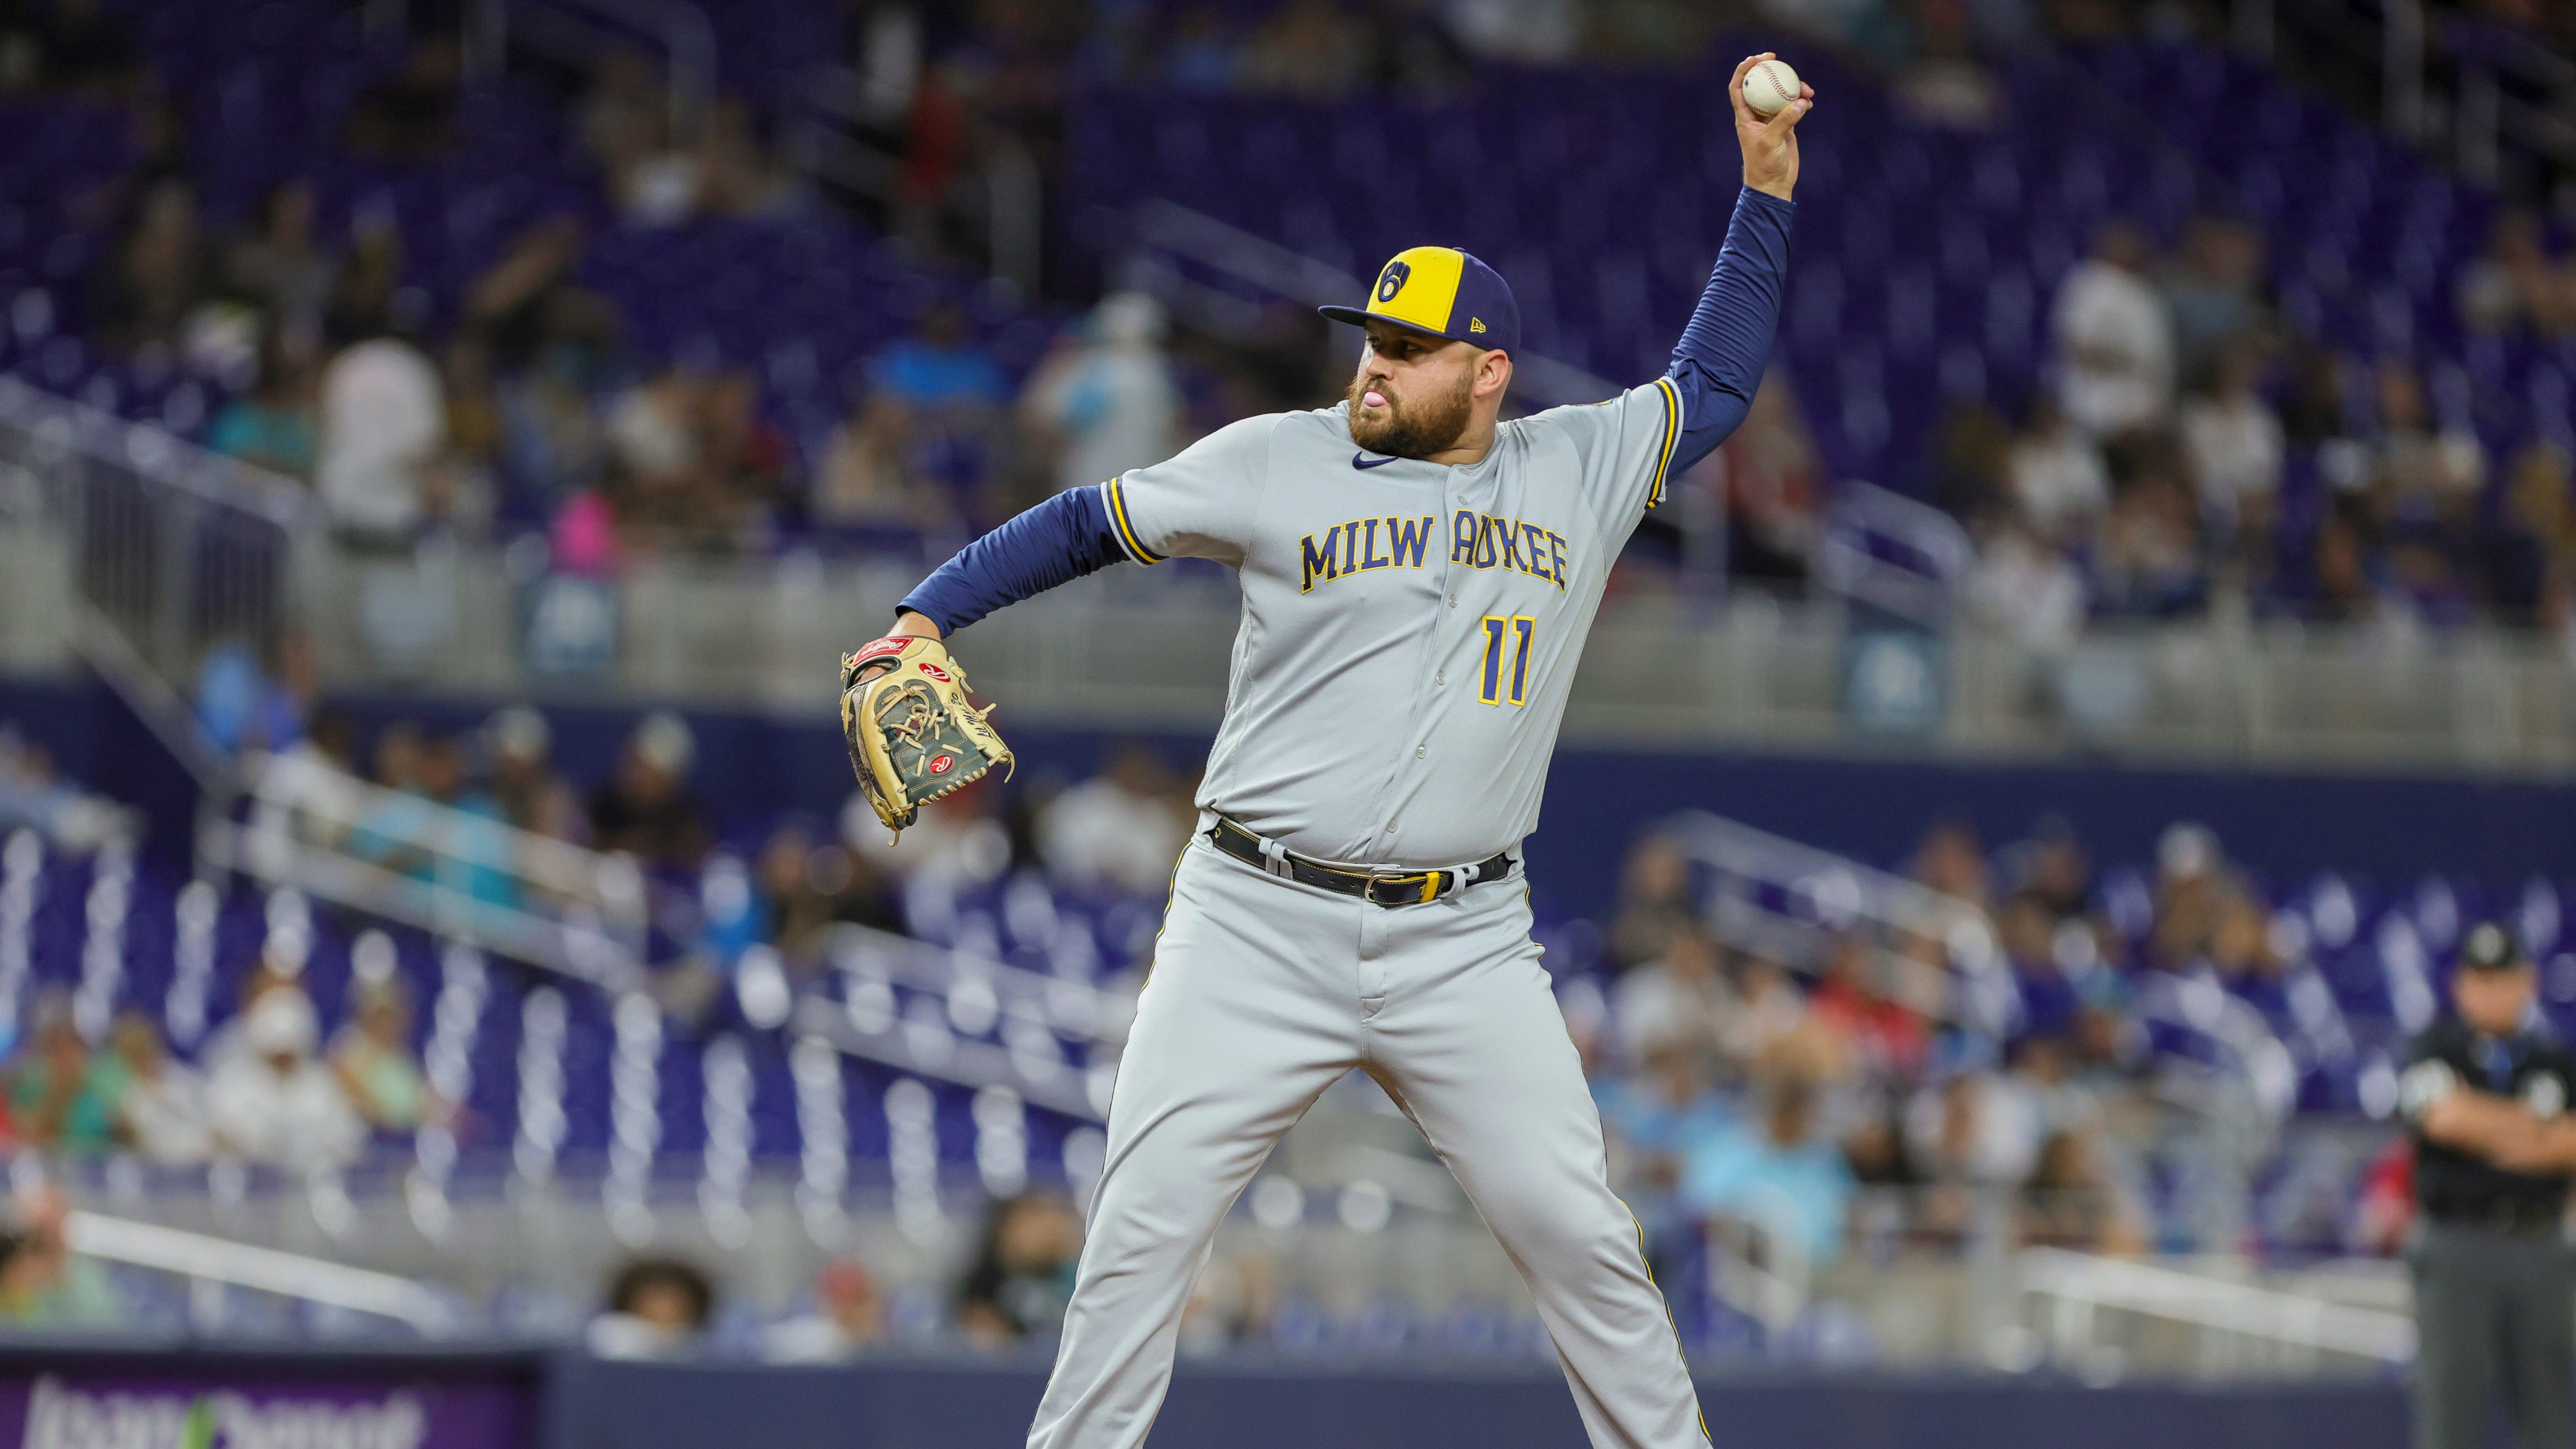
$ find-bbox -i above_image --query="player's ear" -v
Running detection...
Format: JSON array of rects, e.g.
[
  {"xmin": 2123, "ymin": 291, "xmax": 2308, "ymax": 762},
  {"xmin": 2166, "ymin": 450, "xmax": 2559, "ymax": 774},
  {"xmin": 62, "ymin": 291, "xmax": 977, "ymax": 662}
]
[{"xmin": 1477, "ymin": 350, "xmax": 1512, "ymax": 400}]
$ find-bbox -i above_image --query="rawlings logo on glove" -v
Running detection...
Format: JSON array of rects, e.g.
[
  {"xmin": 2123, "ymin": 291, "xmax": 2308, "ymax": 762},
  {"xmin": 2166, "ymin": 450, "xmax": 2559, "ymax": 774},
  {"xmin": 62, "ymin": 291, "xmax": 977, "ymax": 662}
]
[{"xmin": 839, "ymin": 634, "xmax": 1012, "ymax": 842}]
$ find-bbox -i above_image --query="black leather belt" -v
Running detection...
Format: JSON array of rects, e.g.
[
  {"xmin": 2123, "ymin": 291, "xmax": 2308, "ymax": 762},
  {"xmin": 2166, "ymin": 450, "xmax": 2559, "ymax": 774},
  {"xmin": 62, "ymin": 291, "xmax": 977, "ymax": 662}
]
[{"xmin": 1205, "ymin": 818, "xmax": 1515, "ymax": 907}]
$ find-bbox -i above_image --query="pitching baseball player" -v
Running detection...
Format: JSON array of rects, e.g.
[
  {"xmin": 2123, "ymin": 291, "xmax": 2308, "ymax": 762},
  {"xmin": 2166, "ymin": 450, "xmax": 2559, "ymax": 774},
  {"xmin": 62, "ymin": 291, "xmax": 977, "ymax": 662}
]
[{"xmin": 860, "ymin": 55, "xmax": 1809, "ymax": 1449}]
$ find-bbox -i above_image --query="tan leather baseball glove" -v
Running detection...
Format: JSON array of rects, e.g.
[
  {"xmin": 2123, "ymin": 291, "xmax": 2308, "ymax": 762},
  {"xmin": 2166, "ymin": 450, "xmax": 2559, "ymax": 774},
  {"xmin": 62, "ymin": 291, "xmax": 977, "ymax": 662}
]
[{"xmin": 838, "ymin": 634, "xmax": 1012, "ymax": 842}]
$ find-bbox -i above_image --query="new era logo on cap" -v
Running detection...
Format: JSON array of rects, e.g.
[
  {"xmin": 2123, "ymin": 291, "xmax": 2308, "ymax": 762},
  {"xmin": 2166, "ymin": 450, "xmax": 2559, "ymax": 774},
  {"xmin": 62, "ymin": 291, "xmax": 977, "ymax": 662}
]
[{"xmin": 1319, "ymin": 247, "xmax": 1520, "ymax": 355}]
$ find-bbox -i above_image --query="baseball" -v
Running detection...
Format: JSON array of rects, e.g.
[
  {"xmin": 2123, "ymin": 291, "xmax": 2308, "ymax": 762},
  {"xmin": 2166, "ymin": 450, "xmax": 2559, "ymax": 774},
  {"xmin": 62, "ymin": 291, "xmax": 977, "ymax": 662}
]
[{"xmin": 1743, "ymin": 57, "xmax": 1801, "ymax": 118}]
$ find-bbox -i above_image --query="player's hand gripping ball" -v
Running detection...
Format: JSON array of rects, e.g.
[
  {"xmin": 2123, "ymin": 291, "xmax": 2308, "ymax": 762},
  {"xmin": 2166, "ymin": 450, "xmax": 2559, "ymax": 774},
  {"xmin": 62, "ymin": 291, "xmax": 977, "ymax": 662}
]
[
  {"xmin": 1741, "ymin": 57, "xmax": 1802, "ymax": 118},
  {"xmin": 838, "ymin": 634, "xmax": 1013, "ymax": 842}
]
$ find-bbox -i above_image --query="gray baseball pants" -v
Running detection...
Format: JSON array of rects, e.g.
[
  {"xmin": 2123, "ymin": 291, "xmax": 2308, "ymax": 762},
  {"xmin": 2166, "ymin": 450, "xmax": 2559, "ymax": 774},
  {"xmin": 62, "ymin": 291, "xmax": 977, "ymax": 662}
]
[
  {"xmin": 2410, "ymin": 1221, "xmax": 2575, "ymax": 1449},
  {"xmin": 1026, "ymin": 837, "xmax": 1709, "ymax": 1448}
]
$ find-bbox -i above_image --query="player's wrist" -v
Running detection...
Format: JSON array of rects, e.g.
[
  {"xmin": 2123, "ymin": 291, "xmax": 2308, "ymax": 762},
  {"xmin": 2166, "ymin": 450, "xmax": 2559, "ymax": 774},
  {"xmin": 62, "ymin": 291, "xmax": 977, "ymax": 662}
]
[
  {"xmin": 1745, "ymin": 175, "xmax": 1795, "ymax": 202},
  {"xmin": 891, "ymin": 609, "xmax": 945, "ymax": 640}
]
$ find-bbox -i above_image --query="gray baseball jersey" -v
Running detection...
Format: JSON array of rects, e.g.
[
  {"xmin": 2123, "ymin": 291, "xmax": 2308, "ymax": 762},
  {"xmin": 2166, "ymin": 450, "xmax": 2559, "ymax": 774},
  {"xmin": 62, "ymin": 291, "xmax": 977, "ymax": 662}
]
[{"xmin": 1100, "ymin": 379, "xmax": 1682, "ymax": 870}]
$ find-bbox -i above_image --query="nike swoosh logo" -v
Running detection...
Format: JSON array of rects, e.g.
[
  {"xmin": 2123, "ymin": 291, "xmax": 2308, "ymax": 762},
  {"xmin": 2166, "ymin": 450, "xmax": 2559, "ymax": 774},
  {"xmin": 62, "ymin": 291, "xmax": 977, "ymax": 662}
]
[{"xmin": 1352, "ymin": 453, "xmax": 1398, "ymax": 469}]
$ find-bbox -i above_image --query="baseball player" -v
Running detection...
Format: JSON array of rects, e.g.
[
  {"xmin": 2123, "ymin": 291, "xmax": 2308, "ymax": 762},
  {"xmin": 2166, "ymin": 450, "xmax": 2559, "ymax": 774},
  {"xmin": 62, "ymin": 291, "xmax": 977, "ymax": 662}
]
[{"xmin": 867, "ymin": 55, "xmax": 1809, "ymax": 1449}]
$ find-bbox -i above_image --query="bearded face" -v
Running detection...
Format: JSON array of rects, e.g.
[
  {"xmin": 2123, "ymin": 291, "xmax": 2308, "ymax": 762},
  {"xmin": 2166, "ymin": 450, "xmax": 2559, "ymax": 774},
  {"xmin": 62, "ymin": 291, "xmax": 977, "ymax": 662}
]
[{"xmin": 1345, "ymin": 346, "xmax": 1478, "ymax": 459}]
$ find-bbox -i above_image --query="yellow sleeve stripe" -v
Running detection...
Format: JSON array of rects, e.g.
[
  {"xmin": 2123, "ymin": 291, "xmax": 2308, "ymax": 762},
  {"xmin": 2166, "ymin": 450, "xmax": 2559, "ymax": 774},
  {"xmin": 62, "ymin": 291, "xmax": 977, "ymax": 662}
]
[
  {"xmin": 1104, "ymin": 478, "xmax": 1164, "ymax": 564},
  {"xmin": 1646, "ymin": 377, "xmax": 1682, "ymax": 509}
]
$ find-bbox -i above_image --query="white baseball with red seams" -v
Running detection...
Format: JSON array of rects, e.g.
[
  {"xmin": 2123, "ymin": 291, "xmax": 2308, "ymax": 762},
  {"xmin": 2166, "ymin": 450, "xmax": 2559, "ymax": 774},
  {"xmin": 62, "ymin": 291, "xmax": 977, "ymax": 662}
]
[{"xmin": 1743, "ymin": 57, "xmax": 1801, "ymax": 118}]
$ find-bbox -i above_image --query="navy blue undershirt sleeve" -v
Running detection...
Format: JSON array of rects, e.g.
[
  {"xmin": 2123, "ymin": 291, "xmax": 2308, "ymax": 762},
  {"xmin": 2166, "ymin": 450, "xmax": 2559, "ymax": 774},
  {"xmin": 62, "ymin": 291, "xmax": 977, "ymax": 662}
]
[
  {"xmin": 897, "ymin": 485, "xmax": 1130, "ymax": 635},
  {"xmin": 1664, "ymin": 186, "xmax": 1795, "ymax": 479}
]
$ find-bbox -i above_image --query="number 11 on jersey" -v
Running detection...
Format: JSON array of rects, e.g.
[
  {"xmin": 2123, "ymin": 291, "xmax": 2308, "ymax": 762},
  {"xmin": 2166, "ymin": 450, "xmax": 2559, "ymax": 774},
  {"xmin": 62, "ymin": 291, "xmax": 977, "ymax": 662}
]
[{"xmin": 1479, "ymin": 615, "xmax": 1535, "ymax": 706}]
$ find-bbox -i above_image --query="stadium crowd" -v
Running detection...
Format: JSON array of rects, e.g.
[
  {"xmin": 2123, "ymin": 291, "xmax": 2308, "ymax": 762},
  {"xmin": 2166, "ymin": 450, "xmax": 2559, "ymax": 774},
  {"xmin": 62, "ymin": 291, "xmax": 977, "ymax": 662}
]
[{"xmin": 1, "ymin": 0, "xmax": 2570, "ymax": 643}]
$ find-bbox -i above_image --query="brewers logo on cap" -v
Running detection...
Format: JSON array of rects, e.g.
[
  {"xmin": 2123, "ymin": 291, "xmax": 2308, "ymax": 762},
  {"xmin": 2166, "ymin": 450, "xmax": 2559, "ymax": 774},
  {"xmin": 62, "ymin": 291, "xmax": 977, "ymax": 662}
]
[{"xmin": 1319, "ymin": 247, "xmax": 1522, "ymax": 355}]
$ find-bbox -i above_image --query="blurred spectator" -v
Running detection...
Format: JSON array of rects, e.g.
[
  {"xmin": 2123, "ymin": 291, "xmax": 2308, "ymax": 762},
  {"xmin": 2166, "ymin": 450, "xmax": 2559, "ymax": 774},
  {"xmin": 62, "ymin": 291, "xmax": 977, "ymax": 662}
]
[
  {"xmin": 2006, "ymin": 396, "xmax": 2110, "ymax": 543},
  {"xmin": 221, "ymin": 179, "xmax": 337, "ymax": 346},
  {"xmin": 1905, "ymin": 1067, "xmax": 2042, "ymax": 1199},
  {"xmin": 90, "ymin": 1012, "xmax": 208, "ymax": 1165},
  {"xmin": 878, "ymin": 303, "xmax": 1008, "ymax": 411},
  {"xmin": 2091, "ymin": 462, "xmax": 2205, "ymax": 618},
  {"xmin": 2458, "ymin": 210, "xmax": 2573, "ymax": 337},
  {"xmin": 2177, "ymin": 343, "xmax": 2283, "ymax": 559},
  {"xmin": 1610, "ymin": 927, "xmax": 1734, "ymax": 1070},
  {"xmin": 0, "ymin": 728, "xmax": 136, "ymax": 850},
  {"xmin": 193, "ymin": 631, "xmax": 312, "ymax": 759},
  {"xmin": 206, "ymin": 987, "xmax": 366, "ymax": 1173},
  {"xmin": 1160, "ymin": 4, "xmax": 1244, "ymax": 89},
  {"xmin": 815, "ymin": 393, "xmax": 954, "ymax": 528},
  {"xmin": 346, "ymin": 36, "xmax": 461, "ymax": 160},
  {"xmin": 695, "ymin": 97, "xmax": 801, "ymax": 220},
  {"xmin": 589, "ymin": 712, "xmax": 711, "ymax": 870},
  {"xmin": 209, "ymin": 332, "xmax": 320, "ymax": 480},
  {"xmin": 588, "ymin": 1257, "xmax": 715, "ymax": 1359},
  {"xmin": 1021, "ymin": 293, "xmax": 1182, "ymax": 496},
  {"xmin": 699, "ymin": 368, "xmax": 792, "ymax": 523},
  {"xmin": 2051, "ymin": 220, "xmax": 2174, "ymax": 439},
  {"xmin": 1719, "ymin": 952, "xmax": 1821, "ymax": 1074},
  {"xmin": 1037, "ymin": 746, "xmax": 1192, "ymax": 896},
  {"xmin": 957, "ymin": 1193, "xmax": 1081, "ymax": 1346},
  {"xmin": 90, "ymin": 178, "xmax": 209, "ymax": 356},
  {"xmin": 2490, "ymin": 443, "xmax": 2576, "ymax": 631},
  {"xmin": 462, "ymin": 215, "xmax": 596, "ymax": 377},
  {"xmin": 1239, "ymin": 0, "xmax": 1369, "ymax": 98},
  {"xmin": 8, "ymin": 993, "xmax": 103, "ymax": 1151},
  {"xmin": 1812, "ymin": 937, "xmax": 1930, "ymax": 1085},
  {"xmin": 2158, "ymin": 217, "xmax": 2269, "ymax": 378},
  {"xmin": 486, "ymin": 705, "xmax": 586, "ymax": 843},
  {"xmin": 1596, "ymin": 1041, "xmax": 1733, "ymax": 1276},
  {"xmin": 763, "ymin": 1259, "xmax": 889, "ymax": 1362},
  {"xmin": 848, "ymin": 772, "xmax": 1013, "ymax": 881},
  {"xmin": 321, "ymin": 211, "xmax": 405, "ymax": 346},
  {"xmin": 330, "ymin": 976, "xmax": 432, "ymax": 1133},
  {"xmin": 1909, "ymin": 821, "xmax": 1992, "ymax": 912},
  {"xmin": 0, "ymin": 1187, "xmax": 118, "ymax": 1327},
  {"xmin": 1682, "ymin": 1074, "xmax": 1855, "ymax": 1265},
  {"xmin": 1934, "ymin": 399, "xmax": 2015, "ymax": 523},
  {"xmin": 1966, "ymin": 514, "xmax": 2085, "ymax": 666},
  {"xmin": 1708, "ymin": 371, "xmax": 1823, "ymax": 588},
  {"xmin": 1608, "ymin": 835, "xmax": 1696, "ymax": 969},
  {"xmin": 316, "ymin": 323, "xmax": 452, "ymax": 540},
  {"xmin": 757, "ymin": 822, "xmax": 900, "ymax": 963},
  {"xmin": 2020, "ymin": 1126, "xmax": 2143, "ymax": 1251},
  {"xmin": 606, "ymin": 364, "xmax": 705, "ymax": 520},
  {"xmin": 1441, "ymin": 0, "xmax": 1581, "ymax": 63}
]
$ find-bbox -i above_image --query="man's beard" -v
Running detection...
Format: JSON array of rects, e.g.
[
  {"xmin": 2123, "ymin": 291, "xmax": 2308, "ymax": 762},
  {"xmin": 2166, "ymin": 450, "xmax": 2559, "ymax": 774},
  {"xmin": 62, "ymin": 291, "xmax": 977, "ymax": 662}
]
[{"xmin": 1346, "ymin": 369, "xmax": 1473, "ymax": 458}]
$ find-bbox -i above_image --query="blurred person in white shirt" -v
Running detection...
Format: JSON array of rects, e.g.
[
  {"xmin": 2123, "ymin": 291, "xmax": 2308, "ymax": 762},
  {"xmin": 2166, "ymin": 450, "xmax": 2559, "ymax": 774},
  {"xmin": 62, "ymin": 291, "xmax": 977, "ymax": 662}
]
[
  {"xmin": 2052, "ymin": 221, "xmax": 2174, "ymax": 439},
  {"xmin": 207, "ymin": 987, "xmax": 365, "ymax": 1174},
  {"xmin": 2006, "ymin": 397, "xmax": 2110, "ymax": 545},
  {"xmin": 1037, "ymin": 747, "xmax": 1192, "ymax": 897},
  {"xmin": 316, "ymin": 329, "xmax": 447, "ymax": 539},
  {"xmin": 104, "ymin": 1013, "xmax": 209, "ymax": 1166},
  {"xmin": 1021, "ymin": 293, "xmax": 1181, "ymax": 498},
  {"xmin": 2179, "ymin": 345, "xmax": 2284, "ymax": 550},
  {"xmin": 1969, "ymin": 514, "xmax": 2086, "ymax": 663}
]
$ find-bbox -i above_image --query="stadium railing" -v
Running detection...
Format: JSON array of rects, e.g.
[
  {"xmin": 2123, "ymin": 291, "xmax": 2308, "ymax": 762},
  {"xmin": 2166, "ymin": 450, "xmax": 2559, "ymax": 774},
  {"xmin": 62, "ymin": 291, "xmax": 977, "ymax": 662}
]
[
  {"xmin": 63, "ymin": 1208, "xmax": 458, "ymax": 1336},
  {"xmin": 8, "ymin": 374, "xmax": 2574, "ymax": 773}
]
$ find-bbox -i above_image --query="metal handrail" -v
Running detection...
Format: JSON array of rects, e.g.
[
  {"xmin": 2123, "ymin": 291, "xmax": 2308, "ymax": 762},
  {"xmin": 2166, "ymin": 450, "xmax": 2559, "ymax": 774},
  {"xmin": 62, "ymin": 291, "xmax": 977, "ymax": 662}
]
[
  {"xmin": 1658, "ymin": 811, "xmax": 2015, "ymax": 1032},
  {"xmin": 62, "ymin": 1210, "xmax": 457, "ymax": 1333},
  {"xmin": 2019, "ymin": 1246, "xmax": 2416, "ymax": 1364},
  {"xmin": 200, "ymin": 751, "xmax": 649, "ymax": 992},
  {"xmin": 0, "ymin": 377, "xmax": 312, "ymax": 529}
]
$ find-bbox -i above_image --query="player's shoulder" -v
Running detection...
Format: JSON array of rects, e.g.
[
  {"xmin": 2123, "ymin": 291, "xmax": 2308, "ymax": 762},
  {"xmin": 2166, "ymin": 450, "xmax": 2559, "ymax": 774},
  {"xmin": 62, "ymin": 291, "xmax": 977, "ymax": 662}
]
[{"xmin": 1180, "ymin": 407, "xmax": 1338, "ymax": 458}]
